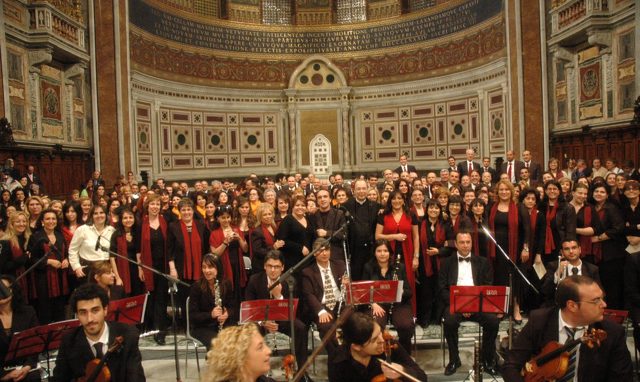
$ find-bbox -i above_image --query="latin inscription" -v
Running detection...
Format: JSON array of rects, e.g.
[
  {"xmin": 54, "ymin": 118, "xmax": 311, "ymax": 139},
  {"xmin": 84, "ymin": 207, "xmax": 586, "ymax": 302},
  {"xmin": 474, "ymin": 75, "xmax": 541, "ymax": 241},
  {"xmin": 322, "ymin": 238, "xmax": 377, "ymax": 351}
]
[{"xmin": 130, "ymin": 0, "xmax": 502, "ymax": 55}]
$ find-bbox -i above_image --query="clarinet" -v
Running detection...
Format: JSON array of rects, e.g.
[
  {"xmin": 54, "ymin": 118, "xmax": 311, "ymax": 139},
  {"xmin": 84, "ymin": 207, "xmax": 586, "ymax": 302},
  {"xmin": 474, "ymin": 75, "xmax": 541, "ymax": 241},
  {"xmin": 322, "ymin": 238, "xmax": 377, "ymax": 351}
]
[
  {"xmin": 214, "ymin": 279, "xmax": 223, "ymax": 329},
  {"xmin": 387, "ymin": 253, "xmax": 401, "ymax": 326}
]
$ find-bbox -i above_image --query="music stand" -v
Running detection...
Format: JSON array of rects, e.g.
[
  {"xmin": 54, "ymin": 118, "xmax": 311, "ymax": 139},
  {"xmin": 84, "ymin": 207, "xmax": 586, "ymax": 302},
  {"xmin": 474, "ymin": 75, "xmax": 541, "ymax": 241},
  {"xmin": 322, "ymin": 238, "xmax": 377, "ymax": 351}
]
[
  {"xmin": 347, "ymin": 280, "xmax": 401, "ymax": 306},
  {"xmin": 107, "ymin": 293, "xmax": 149, "ymax": 324},
  {"xmin": 239, "ymin": 299, "xmax": 299, "ymax": 323},
  {"xmin": 450, "ymin": 286, "xmax": 509, "ymax": 381},
  {"xmin": 4, "ymin": 319, "xmax": 80, "ymax": 374}
]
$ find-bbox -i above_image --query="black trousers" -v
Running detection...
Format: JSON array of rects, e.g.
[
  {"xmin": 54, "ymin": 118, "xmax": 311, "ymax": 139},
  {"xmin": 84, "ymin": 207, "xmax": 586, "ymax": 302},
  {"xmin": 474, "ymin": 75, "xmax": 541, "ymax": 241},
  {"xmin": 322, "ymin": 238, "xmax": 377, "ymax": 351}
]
[{"xmin": 442, "ymin": 310, "xmax": 500, "ymax": 365}]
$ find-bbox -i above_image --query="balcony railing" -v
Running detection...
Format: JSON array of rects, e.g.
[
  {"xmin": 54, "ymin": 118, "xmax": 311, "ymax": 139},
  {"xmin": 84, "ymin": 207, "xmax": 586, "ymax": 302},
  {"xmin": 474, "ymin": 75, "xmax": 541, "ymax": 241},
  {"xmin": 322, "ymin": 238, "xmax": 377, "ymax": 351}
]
[
  {"xmin": 27, "ymin": 3, "xmax": 86, "ymax": 51},
  {"xmin": 551, "ymin": 0, "xmax": 608, "ymax": 35}
]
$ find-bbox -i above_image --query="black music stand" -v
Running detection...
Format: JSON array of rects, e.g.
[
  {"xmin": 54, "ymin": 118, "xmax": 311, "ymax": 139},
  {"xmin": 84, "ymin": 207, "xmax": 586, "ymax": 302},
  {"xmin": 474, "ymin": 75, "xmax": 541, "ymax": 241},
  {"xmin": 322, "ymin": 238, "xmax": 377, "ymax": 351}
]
[
  {"xmin": 4, "ymin": 319, "xmax": 80, "ymax": 375},
  {"xmin": 107, "ymin": 293, "xmax": 149, "ymax": 325},
  {"xmin": 450, "ymin": 286, "xmax": 509, "ymax": 381}
]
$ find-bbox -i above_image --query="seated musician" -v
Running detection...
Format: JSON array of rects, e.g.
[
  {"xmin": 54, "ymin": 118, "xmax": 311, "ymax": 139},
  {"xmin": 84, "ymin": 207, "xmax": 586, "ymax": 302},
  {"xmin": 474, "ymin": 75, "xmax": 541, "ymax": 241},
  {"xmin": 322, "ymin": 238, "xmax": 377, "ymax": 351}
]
[
  {"xmin": 188, "ymin": 254, "xmax": 233, "ymax": 350},
  {"xmin": 502, "ymin": 275, "xmax": 633, "ymax": 381},
  {"xmin": 541, "ymin": 239, "xmax": 600, "ymax": 306},
  {"xmin": 361, "ymin": 239, "xmax": 414, "ymax": 353},
  {"xmin": 89, "ymin": 261, "xmax": 125, "ymax": 301},
  {"xmin": 328, "ymin": 312, "xmax": 428, "ymax": 382},
  {"xmin": 301, "ymin": 238, "xmax": 347, "ymax": 361},
  {"xmin": 52, "ymin": 283, "xmax": 145, "ymax": 382},
  {"xmin": 439, "ymin": 231, "xmax": 499, "ymax": 376},
  {"xmin": 0, "ymin": 275, "xmax": 41, "ymax": 382},
  {"xmin": 245, "ymin": 250, "xmax": 310, "ymax": 373}
]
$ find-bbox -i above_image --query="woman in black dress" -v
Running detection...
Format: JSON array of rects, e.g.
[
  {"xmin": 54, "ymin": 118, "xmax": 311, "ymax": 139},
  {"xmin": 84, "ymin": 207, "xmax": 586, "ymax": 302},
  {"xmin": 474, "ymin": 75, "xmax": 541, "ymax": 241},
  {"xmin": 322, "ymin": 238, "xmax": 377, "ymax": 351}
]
[
  {"xmin": 275, "ymin": 195, "xmax": 315, "ymax": 272},
  {"xmin": 27, "ymin": 209, "xmax": 69, "ymax": 323},
  {"xmin": 109, "ymin": 206, "xmax": 140, "ymax": 296}
]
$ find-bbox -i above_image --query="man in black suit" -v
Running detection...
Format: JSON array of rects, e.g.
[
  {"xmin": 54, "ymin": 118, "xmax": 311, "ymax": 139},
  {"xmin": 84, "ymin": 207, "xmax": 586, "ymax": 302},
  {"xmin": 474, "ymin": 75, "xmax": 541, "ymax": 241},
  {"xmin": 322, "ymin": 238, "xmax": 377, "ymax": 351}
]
[
  {"xmin": 394, "ymin": 154, "xmax": 417, "ymax": 175},
  {"xmin": 440, "ymin": 232, "xmax": 500, "ymax": 376},
  {"xmin": 342, "ymin": 180, "xmax": 380, "ymax": 280},
  {"xmin": 53, "ymin": 283, "xmax": 145, "ymax": 381},
  {"xmin": 457, "ymin": 148, "xmax": 481, "ymax": 177},
  {"xmin": 502, "ymin": 275, "xmax": 633, "ymax": 381},
  {"xmin": 522, "ymin": 150, "xmax": 542, "ymax": 182},
  {"xmin": 312, "ymin": 189, "xmax": 346, "ymax": 261},
  {"xmin": 480, "ymin": 156, "xmax": 498, "ymax": 183},
  {"xmin": 541, "ymin": 239, "xmax": 601, "ymax": 306},
  {"xmin": 500, "ymin": 150, "xmax": 525, "ymax": 183},
  {"xmin": 245, "ymin": 251, "xmax": 309, "ymax": 372},
  {"xmin": 447, "ymin": 156, "xmax": 458, "ymax": 173},
  {"xmin": 301, "ymin": 239, "xmax": 347, "ymax": 361}
]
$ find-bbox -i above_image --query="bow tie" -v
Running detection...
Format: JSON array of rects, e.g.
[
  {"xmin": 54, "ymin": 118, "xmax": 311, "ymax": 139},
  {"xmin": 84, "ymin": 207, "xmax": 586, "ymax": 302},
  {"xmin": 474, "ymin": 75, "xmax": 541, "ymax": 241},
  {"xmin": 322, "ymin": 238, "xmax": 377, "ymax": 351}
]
[{"xmin": 458, "ymin": 256, "xmax": 470, "ymax": 263}]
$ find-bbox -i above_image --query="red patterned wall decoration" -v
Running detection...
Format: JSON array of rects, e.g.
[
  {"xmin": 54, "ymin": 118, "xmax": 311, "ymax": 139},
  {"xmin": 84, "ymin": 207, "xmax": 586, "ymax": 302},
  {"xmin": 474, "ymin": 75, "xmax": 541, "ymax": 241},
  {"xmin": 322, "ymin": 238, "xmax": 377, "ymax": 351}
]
[{"xmin": 579, "ymin": 61, "xmax": 601, "ymax": 103}]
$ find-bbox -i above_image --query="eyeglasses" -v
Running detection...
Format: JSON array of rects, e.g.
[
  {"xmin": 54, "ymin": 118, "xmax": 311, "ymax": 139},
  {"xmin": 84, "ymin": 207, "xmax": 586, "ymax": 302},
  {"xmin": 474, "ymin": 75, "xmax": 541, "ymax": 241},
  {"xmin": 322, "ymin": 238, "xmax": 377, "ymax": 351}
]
[{"xmin": 578, "ymin": 297, "xmax": 605, "ymax": 305}]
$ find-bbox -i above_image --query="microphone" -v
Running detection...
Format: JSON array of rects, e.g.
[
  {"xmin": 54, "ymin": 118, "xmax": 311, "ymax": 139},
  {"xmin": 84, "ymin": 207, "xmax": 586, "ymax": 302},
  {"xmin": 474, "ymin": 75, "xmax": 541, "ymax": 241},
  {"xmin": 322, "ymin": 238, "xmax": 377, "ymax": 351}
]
[{"xmin": 95, "ymin": 236, "xmax": 102, "ymax": 251}]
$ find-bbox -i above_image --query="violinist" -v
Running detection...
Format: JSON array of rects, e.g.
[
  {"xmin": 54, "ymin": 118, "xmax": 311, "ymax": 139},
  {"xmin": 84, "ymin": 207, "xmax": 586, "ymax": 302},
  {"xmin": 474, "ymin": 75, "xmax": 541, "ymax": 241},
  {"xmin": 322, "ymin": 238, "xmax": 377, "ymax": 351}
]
[
  {"xmin": 361, "ymin": 239, "xmax": 414, "ymax": 354},
  {"xmin": 52, "ymin": 283, "xmax": 145, "ymax": 382},
  {"xmin": 502, "ymin": 275, "xmax": 633, "ymax": 381},
  {"xmin": 328, "ymin": 312, "xmax": 428, "ymax": 382}
]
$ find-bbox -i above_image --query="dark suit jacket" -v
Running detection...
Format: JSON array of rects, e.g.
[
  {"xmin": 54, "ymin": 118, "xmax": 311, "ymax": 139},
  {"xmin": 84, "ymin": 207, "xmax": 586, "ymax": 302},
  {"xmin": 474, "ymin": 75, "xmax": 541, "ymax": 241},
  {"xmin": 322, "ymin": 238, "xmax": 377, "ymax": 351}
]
[
  {"xmin": 342, "ymin": 198, "xmax": 379, "ymax": 248},
  {"xmin": 249, "ymin": 226, "xmax": 275, "ymax": 272},
  {"xmin": 52, "ymin": 321, "xmax": 145, "ymax": 382},
  {"xmin": 301, "ymin": 260, "xmax": 346, "ymax": 319},
  {"xmin": 166, "ymin": 219, "xmax": 210, "ymax": 280},
  {"xmin": 394, "ymin": 164, "xmax": 417, "ymax": 175},
  {"xmin": 523, "ymin": 161, "xmax": 542, "ymax": 182},
  {"xmin": 501, "ymin": 307, "xmax": 633, "ymax": 382},
  {"xmin": 500, "ymin": 160, "xmax": 525, "ymax": 182},
  {"xmin": 624, "ymin": 253, "xmax": 640, "ymax": 317},
  {"xmin": 480, "ymin": 166, "xmax": 498, "ymax": 183},
  {"xmin": 541, "ymin": 261, "xmax": 601, "ymax": 304},
  {"xmin": 438, "ymin": 253, "xmax": 493, "ymax": 308},
  {"xmin": 311, "ymin": 209, "xmax": 346, "ymax": 261},
  {"xmin": 245, "ymin": 272, "xmax": 290, "ymax": 301},
  {"xmin": 457, "ymin": 161, "xmax": 481, "ymax": 177}
]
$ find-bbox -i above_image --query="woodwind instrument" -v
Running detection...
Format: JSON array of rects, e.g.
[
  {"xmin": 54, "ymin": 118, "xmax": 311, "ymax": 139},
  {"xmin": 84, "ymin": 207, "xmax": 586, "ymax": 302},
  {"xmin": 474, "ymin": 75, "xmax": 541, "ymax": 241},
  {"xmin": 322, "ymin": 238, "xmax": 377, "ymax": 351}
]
[
  {"xmin": 335, "ymin": 270, "xmax": 348, "ymax": 345},
  {"xmin": 387, "ymin": 252, "xmax": 401, "ymax": 326},
  {"xmin": 473, "ymin": 339, "xmax": 482, "ymax": 382},
  {"xmin": 214, "ymin": 279, "xmax": 223, "ymax": 329}
]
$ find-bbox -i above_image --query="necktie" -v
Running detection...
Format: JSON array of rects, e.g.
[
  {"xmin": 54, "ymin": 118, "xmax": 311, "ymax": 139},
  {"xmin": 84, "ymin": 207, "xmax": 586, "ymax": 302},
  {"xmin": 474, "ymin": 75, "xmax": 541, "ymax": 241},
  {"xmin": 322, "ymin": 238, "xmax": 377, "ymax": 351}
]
[
  {"xmin": 403, "ymin": 165, "xmax": 407, "ymax": 173},
  {"xmin": 468, "ymin": 162, "xmax": 473, "ymax": 174},
  {"xmin": 571, "ymin": 267, "xmax": 579, "ymax": 275},
  {"xmin": 323, "ymin": 269, "xmax": 337, "ymax": 310},
  {"xmin": 525, "ymin": 162, "xmax": 529, "ymax": 168},
  {"xmin": 94, "ymin": 342, "xmax": 104, "ymax": 359},
  {"xmin": 507, "ymin": 162, "xmax": 512, "ymax": 181},
  {"xmin": 458, "ymin": 256, "xmax": 470, "ymax": 263},
  {"xmin": 559, "ymin": 327, "xmax": 578, "ymax": 382}
]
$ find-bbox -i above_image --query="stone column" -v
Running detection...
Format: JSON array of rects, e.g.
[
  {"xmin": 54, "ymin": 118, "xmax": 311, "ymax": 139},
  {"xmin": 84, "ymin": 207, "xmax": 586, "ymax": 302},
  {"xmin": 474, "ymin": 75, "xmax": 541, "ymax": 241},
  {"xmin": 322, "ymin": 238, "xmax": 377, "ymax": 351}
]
[
  {"xmin": 339, "ymin": 87, "xmax": 352, "ymax": 171},
  {"xmin": 285, "ymin": 89, "xmax": 297, "ymax": 172}
]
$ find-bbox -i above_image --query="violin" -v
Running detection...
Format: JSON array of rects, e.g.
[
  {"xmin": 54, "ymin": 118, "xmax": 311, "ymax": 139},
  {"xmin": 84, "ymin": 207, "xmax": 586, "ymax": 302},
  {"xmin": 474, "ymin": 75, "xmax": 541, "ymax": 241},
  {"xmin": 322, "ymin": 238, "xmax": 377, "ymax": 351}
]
[
  {"xmin": 282, "ymin": 354, "xmax": 296, "ymax": 381},
  {"xmin": 371, "ymin": 331, "xmax": 400, "ymax": 382},
  {"xmin": 522, "ymin": 328, "xmax": 607, "ymax": 382},
  {"xmin": 77, "ymin": 336, "xmax": 124, "ymax": 382}
]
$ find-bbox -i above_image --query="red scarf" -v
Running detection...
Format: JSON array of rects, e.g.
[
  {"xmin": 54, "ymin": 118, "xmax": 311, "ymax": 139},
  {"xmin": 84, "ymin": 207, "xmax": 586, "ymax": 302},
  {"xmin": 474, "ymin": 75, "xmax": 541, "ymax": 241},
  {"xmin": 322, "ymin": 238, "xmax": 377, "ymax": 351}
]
[
  {"xmin": 116, "ymin": 234, "xmax": 132, "ymax": 294},
  {"xmin": 180, "ymin": 221, "xmax": 202, "ymax": 281},
  {"xmin": 544, "ymin": 203, "xmax": 558, "ymax": 254},
  {"xmin": 210, "ymin": 227, "xmax": 248, "ymax": 289},
  {"xmin": 419, "ymin": 219, "xmax": 446, "ymax": 277},
  {"xmin": 471, "ymin": 218, "xmax": 482, "ymax": 258},
  {"xmin": 488, "ymin": 202, "xmax": 519, "ymax": 262},
  {"xmin": 383, "ymin": 213, "xmax": 416, "ymax": 313},
  {"xmin": 592, "ymin": 208, "xmax": 605, "ymax": 263},
  {"xmin": 43, "ymin": 242, "xmax": 69, "ymax": 298},
  {"xmin": 578, "ymin": 205, "xmax": 593, "ymax": 257},
  {"xmin": 248, "ymin": 225, "xmax": 274, "ymax": 260},
  {"xmin": 140, "ymin": 215, "xmax": 167, "ymax": 291},
  {"xmin": 11, "ymin": 244, "xmax": 28, "ymax": 301}
]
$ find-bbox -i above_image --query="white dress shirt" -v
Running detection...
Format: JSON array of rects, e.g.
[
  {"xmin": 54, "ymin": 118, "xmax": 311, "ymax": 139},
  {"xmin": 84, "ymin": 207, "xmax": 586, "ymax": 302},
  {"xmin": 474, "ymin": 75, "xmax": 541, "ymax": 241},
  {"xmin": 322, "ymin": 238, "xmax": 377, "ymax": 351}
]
[
  {"xmin": 456, "ymin": 253, "xmax": 474, "ymax": 286},
  {"xmin": 87, "ymin": 322, "xmax": 110, "ymax": 359},
  {"xmin": 558, "ymin": 311, "xmax": 584, "ymax": 382},
  {"xmin": 68, "ymin": 224, "xmax": 116, "ymax": 271}
]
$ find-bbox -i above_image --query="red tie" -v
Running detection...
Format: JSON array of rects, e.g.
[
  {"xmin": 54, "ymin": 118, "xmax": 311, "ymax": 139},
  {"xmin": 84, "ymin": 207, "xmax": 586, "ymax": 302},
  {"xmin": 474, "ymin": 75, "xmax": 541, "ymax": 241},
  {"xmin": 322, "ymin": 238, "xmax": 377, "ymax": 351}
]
[
  {"xmin": 468, "ymin": 163, "xmax": 473, "ymax": 174},
  {"xmin": 508, "ymin": 163, "xmax": 512, "ymax": 181}
]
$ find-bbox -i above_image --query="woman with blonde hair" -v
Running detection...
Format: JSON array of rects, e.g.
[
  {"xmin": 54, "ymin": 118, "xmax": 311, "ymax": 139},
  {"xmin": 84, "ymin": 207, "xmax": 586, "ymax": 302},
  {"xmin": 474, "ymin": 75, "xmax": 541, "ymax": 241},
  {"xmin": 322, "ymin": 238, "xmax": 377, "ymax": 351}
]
[
  {"xmin": 203, "ymin": 322, "xmax": 274, "ymax": 382},
  {"xmin": 0, "ymin": 211, "xmax": 31, "ymax": 299}
]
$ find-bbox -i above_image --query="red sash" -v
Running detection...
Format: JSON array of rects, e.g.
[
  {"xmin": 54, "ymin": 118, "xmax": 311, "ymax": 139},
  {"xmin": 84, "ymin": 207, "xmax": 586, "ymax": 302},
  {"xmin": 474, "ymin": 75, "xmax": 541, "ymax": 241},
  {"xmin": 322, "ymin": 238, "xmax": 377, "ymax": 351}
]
[
  {"xmin": 578, "ymin": 205, "xmax": 593, "ymax": 256},
  {"xmin": 419, "ymin": 219, "xmax": 446, "ymax": 277},
  {"xmin": 116, "ymin": 234, "xmax": 132, "ymax": 294},
  {"xmin": 592, "ymin": 208, "xmax": 605, "ymax": 263},
  {"xmin": 43, "ymin": 242, "xmax": 69, "ymax": 298},
  {"xmin": 140, "ymin": 216, "xmax": 167, "ymax": 291},
  {"xmin": 209, "ymin": 227, "xmax": 248, "ymax": 289},
  {"xmin": 181, "ymin": 221, "xmax": 202, "ymax": 281},
  {"xmin": 471, "ymin": 218, "xmax": 482, "ymax": 258},
  {"xmin": 544, "ymin": 203, "xmax": 558, "ymax": 254},
  {"xmin": 488, "ymin": 202, "xmax": 519, "ymax": 262},
  {"xmin": 383, "ymin": 213, "xmax": 416, "ymax": 312},
  {"xmin": 11, "ymin": 244, "xmax": 28, "ymax": 301}
]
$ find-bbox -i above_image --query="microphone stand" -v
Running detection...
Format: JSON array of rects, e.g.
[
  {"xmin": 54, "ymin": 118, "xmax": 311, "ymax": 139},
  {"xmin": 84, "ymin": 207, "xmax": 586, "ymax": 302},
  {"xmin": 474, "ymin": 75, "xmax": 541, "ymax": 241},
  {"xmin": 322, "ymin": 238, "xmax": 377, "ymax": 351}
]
[
  {"xmin": 268, "ymin": 223, "xmax": 349, "ymax": 377},
  {"xmin": 96, "ymin": 238, "xmax": 189, "ymax": 382},
  {"xmin": 481, "ymin": 226, "xmax": 539, "ymax": 350}
]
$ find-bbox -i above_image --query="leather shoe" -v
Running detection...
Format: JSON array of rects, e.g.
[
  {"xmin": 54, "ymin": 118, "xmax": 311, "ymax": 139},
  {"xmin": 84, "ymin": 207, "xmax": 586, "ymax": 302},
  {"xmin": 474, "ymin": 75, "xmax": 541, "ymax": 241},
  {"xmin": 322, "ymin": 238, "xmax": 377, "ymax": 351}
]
[
  {"xmin": 301, "ymin": 374, "xmax": 315, "ymax": 382},
  {"xmin": 483, "ymin": 362, "xmax": 498, "ymax": 376},
  {"xmin": 444, "ymin": 358, "xmax": 461, "ymax": 376},
  {"xmin": 154, "ymin": 333, "xmax": 166, "ymax": 346}
]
